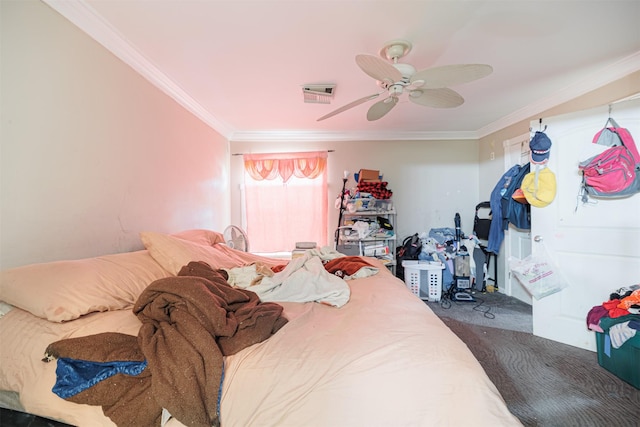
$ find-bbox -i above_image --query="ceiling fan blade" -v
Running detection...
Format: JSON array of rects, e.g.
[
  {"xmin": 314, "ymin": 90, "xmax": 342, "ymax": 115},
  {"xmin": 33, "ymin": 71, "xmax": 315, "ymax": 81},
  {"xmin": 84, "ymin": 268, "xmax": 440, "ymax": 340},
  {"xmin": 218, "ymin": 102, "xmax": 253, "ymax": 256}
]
[
  {"xmin": 367, "ymin": 96, "xmax": 398, "ymax": 121},
  {"xmin": 411, "ymin": 64, "xmax": 493, "ymax": 89},
  {"xmin": 408, "ymin": 88, "xmax": 465, "ymax": 108},
  {"xmin": 356, "ymin": 54, "xmax": 402, "ymax": 84},
  {"xmin": 317, "ymin": 92, "xmax": 381, "ymax": 121}
]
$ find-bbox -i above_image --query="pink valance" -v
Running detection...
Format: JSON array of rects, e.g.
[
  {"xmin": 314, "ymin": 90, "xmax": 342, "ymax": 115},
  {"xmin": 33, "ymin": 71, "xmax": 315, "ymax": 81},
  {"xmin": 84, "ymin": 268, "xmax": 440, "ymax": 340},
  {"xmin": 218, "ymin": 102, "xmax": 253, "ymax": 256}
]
[{"xmin": 244, "ymin": 151, "xmax": 327, "ymax": 183}]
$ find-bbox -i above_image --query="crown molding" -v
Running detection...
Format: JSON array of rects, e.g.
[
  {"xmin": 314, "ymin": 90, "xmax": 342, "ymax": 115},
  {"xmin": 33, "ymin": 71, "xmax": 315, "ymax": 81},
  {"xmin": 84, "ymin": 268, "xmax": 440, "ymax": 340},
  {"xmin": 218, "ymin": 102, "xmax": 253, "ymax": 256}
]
[
  {"xmin": 477, "ymin": 50, "xmax": 640, "ymax": 139},
  {"xmin": 229, "ymin": 130, "xmax": 480, "ymax": 142},
  {"xmin": 43, "ymin": 0, "xmax": 235, "ymax": 139}
]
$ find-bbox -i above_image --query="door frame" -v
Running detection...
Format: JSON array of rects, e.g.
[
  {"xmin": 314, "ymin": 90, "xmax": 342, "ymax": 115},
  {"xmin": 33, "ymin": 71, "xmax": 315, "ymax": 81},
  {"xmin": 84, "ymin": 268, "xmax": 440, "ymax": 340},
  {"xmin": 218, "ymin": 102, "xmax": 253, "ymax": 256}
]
[{"xmin": 502, "ymin": 134, "xmax": 533, "ymax": 304}]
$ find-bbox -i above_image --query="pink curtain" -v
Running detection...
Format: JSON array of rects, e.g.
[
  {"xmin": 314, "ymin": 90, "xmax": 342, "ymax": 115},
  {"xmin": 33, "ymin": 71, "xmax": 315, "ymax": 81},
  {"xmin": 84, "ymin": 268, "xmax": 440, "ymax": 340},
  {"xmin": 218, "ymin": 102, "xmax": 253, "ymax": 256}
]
[
  {"xmin": 244, "ymin": 152, "xmax": 326, "ymax": 183},
  {"xmin": 243, "ymin": 152, "xmax": 328, "ymax": 252}
]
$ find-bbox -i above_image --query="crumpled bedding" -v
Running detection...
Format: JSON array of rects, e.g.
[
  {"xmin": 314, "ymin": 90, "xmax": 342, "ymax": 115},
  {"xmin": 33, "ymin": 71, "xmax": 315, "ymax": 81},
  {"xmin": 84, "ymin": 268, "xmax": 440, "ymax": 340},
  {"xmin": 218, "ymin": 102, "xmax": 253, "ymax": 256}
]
[
  {"xmin": 224, "ymin": 250, "xmax": 377, "ymax": 307},
  {"xmin": 0, "ymin": 255, "xmax": 522, "ymax": 427},
  {"xmin": 43, "ymin": 261, "xmax": 288, "ymax": 427}
]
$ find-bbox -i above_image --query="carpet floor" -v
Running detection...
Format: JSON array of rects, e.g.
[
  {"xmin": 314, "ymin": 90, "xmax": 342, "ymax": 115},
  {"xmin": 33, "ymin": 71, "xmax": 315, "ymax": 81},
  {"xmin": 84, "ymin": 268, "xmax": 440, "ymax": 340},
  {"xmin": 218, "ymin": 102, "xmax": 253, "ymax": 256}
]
[{"xmin": 428, "ymin": 291, "xmax": 640, "ymax": 427}]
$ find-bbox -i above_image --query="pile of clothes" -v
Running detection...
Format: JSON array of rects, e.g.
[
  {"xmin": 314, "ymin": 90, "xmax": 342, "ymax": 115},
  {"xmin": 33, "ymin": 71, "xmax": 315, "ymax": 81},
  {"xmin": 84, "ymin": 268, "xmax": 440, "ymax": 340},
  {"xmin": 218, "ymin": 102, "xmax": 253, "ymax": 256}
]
[
  {"xmin": 587, "ymin": 285, "xmax": 640, "ymax": 349},
  {"xmin": 356, "ymin": 180, "xmax": 393, "ymax": 200},
  {"xmin": 415, "ymin": 228, "xmax": 484, "ymax": 291}
]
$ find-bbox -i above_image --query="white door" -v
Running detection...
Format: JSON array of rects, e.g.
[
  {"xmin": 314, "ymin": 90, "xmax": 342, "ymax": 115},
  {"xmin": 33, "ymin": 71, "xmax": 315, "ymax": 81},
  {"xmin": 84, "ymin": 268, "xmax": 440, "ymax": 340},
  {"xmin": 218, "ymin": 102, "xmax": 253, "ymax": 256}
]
[
  {"xmin": 503, "ymin": 134, "xmax": 533, "ymax": 305},
  {"xmin": 530, "ymin": 97, "xmax": 640, "ymax": 351}
]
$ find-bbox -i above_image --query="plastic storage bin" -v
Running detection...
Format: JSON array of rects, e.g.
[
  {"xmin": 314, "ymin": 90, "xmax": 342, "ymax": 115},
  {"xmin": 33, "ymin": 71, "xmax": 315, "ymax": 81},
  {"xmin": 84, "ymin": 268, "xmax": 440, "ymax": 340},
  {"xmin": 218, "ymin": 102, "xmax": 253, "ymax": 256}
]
[
  {"xmin": 347, "ymin": 198, "xmax": 393, "ymax": 212},
  {"xmin": 595, "ymin": 317, "xmax": 640, "ymax": 389},
  {"xmin": 402, "ymin": 261, "xmax": 445, "ymax": 302}
]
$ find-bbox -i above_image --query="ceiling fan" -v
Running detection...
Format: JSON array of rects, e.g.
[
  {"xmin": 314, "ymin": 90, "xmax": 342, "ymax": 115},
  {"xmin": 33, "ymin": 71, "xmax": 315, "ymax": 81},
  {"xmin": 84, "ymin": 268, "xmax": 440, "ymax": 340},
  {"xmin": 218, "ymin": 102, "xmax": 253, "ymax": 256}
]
[{"xmin": 317, "ymin": 40, "xmax": 493, "ymax": 122}]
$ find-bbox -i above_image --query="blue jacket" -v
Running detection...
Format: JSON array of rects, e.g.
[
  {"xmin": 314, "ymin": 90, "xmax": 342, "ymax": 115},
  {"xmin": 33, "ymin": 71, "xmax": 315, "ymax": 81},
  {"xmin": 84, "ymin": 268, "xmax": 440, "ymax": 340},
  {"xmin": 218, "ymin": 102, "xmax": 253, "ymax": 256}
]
[
  {"xmin": 501, "ymin": 163, "xmax": 530, "ymax": 231},
  {"xmin": 487, "ymin": 164, "xmax": 530, "ymax": 253}
]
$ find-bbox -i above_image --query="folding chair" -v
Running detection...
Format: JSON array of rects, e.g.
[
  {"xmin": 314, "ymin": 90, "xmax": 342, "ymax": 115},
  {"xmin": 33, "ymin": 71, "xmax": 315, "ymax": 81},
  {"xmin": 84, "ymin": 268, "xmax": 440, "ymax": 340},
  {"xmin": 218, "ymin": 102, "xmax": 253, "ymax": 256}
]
[{"xmin": 473, "ymin": 202, "xmax": 498, "ymax": 291}]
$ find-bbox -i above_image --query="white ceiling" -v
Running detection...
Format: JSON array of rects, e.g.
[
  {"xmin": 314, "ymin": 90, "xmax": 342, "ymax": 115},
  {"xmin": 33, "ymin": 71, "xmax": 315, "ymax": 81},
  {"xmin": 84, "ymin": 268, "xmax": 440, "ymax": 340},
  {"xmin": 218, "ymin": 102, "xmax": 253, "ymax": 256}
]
[{"xmin": 45, "ymin": 0, "xmax": 640, "ymax": 142}]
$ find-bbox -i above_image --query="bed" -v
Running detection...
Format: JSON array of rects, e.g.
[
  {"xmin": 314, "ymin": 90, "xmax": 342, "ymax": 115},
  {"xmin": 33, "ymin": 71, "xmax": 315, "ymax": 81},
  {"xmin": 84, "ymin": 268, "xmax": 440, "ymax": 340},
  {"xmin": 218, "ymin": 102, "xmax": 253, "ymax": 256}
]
[{"xmin": 0, "ymin": 229, "xmax": 522, "ymax": 427}]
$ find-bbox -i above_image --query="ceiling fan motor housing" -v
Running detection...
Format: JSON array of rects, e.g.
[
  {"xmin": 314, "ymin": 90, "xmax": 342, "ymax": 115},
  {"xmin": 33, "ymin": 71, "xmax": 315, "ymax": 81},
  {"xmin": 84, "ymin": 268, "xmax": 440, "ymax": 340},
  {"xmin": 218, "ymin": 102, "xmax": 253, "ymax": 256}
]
[{"xmin": 393, "ymin": 63, "xmax": 416, "ymax": 80}]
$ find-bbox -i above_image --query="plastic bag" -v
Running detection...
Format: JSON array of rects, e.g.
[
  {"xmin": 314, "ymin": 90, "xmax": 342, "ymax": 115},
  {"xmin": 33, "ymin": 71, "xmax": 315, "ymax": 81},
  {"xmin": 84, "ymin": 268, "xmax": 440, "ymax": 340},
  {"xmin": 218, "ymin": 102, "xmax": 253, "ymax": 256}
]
[{"xmin": 508, "ymin": 246, "xmax": 569, "ymax": 300}]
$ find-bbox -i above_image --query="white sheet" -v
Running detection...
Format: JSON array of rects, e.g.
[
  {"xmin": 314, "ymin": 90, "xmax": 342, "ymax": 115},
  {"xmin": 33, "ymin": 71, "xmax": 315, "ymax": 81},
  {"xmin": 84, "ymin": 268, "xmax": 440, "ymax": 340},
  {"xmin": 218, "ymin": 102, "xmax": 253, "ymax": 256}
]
[{"xmin": 225, "ymin": 252, "xmax": 351, "ymax": 307}]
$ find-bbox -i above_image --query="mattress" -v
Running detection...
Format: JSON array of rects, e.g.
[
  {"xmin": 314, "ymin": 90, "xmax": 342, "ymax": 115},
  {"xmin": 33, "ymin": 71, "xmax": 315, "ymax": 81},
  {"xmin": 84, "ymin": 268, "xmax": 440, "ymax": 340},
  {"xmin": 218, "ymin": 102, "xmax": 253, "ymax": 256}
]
[{"xmin": 0, "ymin": 231, "xmax": 521, "ymax": 426}]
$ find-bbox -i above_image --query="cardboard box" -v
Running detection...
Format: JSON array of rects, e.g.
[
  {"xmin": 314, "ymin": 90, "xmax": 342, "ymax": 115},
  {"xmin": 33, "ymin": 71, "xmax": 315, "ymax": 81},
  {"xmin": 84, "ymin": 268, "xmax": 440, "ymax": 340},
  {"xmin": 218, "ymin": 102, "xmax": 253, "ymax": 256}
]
[{"xmin": 358, "ymin": 169, "xmax": 380, "ymax": 182}]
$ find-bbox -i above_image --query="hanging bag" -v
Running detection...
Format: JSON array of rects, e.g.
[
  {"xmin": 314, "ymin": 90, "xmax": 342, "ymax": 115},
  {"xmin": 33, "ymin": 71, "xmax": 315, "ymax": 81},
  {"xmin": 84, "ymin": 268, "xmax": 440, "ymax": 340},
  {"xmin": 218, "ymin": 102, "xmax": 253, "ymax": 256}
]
[
  {"xmin": 508, "ymin": 245, "xmax": 570, "ymax": 300},
  {"xmin": 578, "ymin": 117, "xmax": 640, "ymax": 201}
]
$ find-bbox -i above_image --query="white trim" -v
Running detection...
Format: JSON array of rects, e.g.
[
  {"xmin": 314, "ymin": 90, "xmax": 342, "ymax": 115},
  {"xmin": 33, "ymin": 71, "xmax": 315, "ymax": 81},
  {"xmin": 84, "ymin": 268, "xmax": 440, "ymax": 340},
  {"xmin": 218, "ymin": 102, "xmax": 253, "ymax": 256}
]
[
  {"xmin": 229, "ymin": 130, "xmax": 479, "ymax": 142},
  {"xmin": 502, "ymin": 133, "xmax": 532, "ymax": 303},
  {"xmin": 43, "ymin": 0, "xmax": 235, "ymax": 139}
]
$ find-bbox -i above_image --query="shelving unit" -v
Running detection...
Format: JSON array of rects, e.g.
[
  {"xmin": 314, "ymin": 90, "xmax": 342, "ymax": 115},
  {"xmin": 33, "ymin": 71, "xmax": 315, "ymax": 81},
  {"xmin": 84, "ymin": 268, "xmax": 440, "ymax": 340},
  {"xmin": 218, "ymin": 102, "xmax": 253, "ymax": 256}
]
[{"xmin": 336, "ymin": 204, "xmax": 396, "ymax": 274}]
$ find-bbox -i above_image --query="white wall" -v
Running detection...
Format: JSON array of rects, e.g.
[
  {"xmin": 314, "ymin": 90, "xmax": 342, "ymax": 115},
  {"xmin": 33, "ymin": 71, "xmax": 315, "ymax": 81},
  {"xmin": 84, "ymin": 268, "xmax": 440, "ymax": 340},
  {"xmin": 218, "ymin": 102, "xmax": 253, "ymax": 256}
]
[
  {"xmin": 0, "ymin": 1, "xmax": 231, "ymax": 269},
  {"xmin": 230, "ymin": 139, "xmax": 480, "ymax": 246}
]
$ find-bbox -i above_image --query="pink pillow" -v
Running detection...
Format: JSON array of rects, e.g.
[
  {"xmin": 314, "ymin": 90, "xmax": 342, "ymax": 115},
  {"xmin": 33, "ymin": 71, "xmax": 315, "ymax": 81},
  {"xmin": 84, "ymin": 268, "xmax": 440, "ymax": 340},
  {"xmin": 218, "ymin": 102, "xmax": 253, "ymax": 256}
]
[
  {"xmin": 140, "ymin": 231, "xmax": 286, "ymax": 275},
  {"xmin": 0, "ymin": 251, "xmax": 170, "ymax": 322},
  {"xmin": 141, "ymin": 232, "xmax": 240, "ymax": 274},
  {"xmin": 171, "ymin": 229, "xmax": 225, "ymax": 246}
]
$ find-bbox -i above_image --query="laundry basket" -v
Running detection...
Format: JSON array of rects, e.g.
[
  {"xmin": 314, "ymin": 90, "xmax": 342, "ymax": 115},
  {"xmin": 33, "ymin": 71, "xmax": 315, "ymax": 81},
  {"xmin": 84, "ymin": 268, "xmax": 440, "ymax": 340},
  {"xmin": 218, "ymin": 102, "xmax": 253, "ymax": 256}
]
[{"xmin": 402, "ymin": 261, "xmax": 445, "ymax": 302}]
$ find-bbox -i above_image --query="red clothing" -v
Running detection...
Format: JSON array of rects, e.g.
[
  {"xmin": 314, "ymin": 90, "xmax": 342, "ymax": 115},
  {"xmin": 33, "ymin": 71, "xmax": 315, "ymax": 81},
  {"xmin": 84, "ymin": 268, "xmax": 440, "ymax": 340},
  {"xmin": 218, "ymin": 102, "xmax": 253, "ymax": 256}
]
[{"xmin": 603, "ymin": 299, "xmax": 630, "ymax": 318}]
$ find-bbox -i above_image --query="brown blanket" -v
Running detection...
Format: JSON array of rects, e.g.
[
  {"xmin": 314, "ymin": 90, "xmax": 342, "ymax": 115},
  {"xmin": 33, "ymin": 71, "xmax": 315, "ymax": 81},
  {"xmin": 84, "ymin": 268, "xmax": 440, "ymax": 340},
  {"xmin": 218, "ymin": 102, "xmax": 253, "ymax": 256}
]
[{"xmin": 45, "ymin": 261, "xmax": 288, "ymax": 427}]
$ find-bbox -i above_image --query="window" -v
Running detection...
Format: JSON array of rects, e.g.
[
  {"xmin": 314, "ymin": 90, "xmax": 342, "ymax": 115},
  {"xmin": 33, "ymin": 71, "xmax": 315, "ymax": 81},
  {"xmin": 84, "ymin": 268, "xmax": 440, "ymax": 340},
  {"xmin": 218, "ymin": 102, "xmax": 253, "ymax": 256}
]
[{"xmin": 243, "ymin": 151, "xmax": 328, "ymax": 253}]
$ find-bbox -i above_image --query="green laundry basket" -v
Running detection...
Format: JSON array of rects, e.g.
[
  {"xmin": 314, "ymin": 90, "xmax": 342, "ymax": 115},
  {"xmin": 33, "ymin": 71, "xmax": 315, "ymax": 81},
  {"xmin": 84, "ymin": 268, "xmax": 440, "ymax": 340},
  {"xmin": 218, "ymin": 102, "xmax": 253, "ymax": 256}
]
[{"xmin": 595, "ymin": 316, "xmax": 640, "ymax": 389}]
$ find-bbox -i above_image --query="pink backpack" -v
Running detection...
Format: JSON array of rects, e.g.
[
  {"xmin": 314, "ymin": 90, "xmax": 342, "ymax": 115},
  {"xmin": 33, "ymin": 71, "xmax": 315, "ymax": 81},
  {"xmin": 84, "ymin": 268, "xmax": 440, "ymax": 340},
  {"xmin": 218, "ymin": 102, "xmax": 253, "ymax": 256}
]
[{"xmin": 578, "ymin": 118, "xmax": 640, "ymax": 201}]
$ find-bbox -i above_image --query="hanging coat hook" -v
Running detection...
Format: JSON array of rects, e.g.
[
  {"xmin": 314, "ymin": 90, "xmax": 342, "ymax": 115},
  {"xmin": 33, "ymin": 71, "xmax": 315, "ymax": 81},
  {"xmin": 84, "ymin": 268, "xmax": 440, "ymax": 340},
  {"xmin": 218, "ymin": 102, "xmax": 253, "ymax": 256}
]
[
  {"xmin": 538, "ymin": 118, "xmax": 547, "ymax": 132},
  {"xmin": 603, "ymin": 104, "xmax": 614, "ymax": 127}
]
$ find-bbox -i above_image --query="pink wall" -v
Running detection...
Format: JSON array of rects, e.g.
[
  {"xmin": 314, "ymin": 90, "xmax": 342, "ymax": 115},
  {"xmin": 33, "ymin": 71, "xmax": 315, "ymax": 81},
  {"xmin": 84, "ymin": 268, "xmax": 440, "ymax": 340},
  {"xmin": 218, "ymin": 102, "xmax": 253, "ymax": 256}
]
[{"xmin": 1, "ymin": 1, "xmax": 231, "ymax": 269}]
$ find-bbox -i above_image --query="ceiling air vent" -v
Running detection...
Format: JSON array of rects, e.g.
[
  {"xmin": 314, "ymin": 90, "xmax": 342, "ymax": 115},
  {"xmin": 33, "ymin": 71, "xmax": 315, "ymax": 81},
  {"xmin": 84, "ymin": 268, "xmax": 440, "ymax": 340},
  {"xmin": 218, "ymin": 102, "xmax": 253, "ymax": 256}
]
[{"xmin": 302, "ymin": 84, "xmax": 336, "ymax": 104}]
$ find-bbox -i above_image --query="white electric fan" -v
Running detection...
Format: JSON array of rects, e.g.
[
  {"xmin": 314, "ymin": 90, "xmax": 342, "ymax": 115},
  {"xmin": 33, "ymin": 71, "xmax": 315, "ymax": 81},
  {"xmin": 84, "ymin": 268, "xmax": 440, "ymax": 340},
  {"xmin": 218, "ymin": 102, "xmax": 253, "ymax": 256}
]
[{"xmin": 223, "ymin": 225, "xmax": 249, "ymax": 252}]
